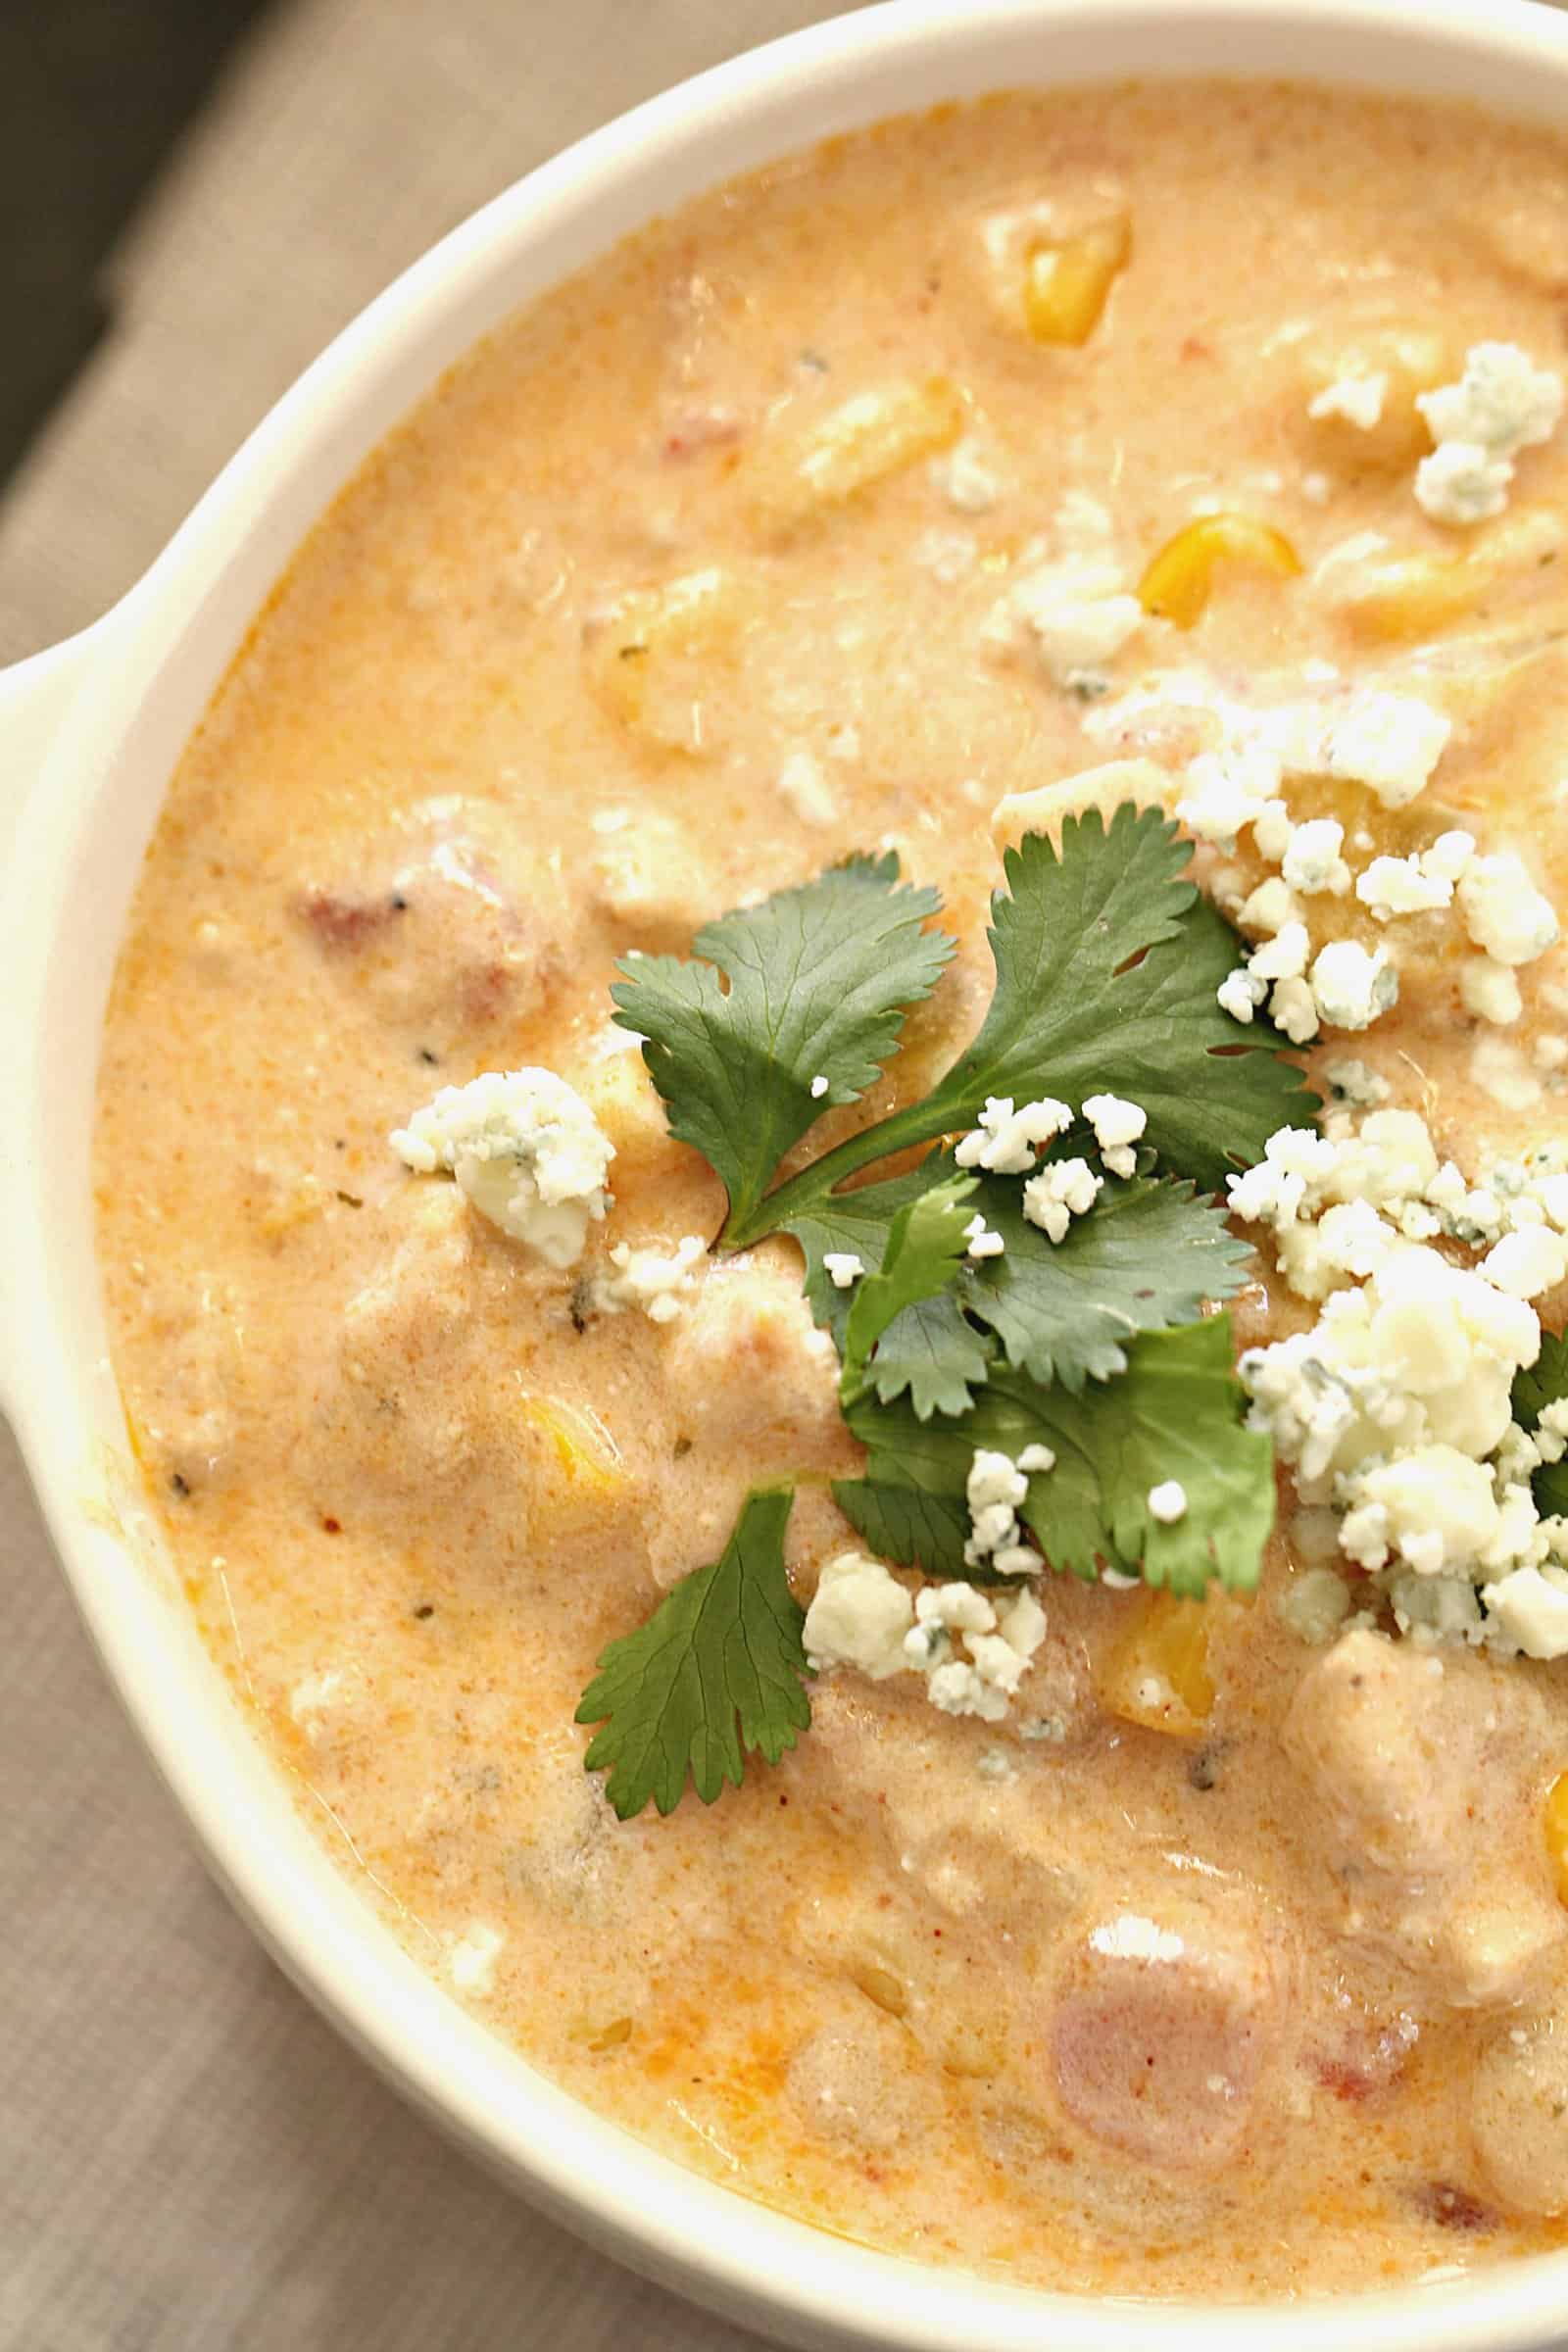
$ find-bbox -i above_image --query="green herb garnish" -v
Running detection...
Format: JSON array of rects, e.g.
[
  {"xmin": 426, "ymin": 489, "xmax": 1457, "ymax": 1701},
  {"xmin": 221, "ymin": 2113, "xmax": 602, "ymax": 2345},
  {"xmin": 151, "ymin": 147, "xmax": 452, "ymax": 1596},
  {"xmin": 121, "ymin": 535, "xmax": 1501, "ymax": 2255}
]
[
  {"xmin": 575, "ymin": 1488, "xmax": 809, "ymax": 1819},
  {"xmin": 581, "ymin": 807, "xmax": 1311, "ymax": 1816},
  {"xmin": 837, "ymin": 1315, "xmax": 1275, "ymax": 1594}
]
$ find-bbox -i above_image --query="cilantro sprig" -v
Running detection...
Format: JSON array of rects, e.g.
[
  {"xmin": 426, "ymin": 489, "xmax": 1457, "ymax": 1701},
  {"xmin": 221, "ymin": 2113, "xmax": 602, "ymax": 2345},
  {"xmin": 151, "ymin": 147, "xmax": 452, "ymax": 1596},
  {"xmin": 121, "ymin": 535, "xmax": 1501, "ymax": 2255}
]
[
  {"xmin": 612, "ymin": 853, "xmax": 952, "ymax": 1243},
  {"xmin": 618, "ymin": 807, "xmax": 1312, "ymax": 1250},
  {"xmin": 578, "ymin": 808, "xmax": 1311, "ymax": 1817},
  {"xmin": 576, "ymin": 1488, "xmax": 809, "ymax": 1818},
  {"xmin": 836, "ymin": 1314, "xmax": 1275, "ymax": 1596}
]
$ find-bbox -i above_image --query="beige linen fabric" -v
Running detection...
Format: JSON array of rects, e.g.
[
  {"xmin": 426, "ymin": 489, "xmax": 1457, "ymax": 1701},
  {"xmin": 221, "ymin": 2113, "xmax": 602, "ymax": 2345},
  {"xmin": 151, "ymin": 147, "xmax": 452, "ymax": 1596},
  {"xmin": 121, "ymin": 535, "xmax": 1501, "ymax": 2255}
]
[{"xmin": 0, "ymin": 3, "xmax": 868, "ymax": 2344}]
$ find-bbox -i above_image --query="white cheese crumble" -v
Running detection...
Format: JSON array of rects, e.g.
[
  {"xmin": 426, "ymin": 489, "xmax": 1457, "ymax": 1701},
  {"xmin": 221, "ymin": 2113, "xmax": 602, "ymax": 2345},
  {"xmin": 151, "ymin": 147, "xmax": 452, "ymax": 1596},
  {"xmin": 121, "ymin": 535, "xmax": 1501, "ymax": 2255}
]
[
  {"xmin": 1308, "ymin": 689, "xmax": 1453, "ymax": 810},
  {"xmin": 1481, "ymin": 1226, "xmax": 1568, "ymax": 1300},
  {"xmin": 965, "ymin": 1446, "xmax": 1050, "ymax": 1576},
  {"xmin": 1308, "ymin": 370, "xmax": 1388, "ymax": 431},
  {"xmin": 1240, "ymin": 876, "xmax": 1299, "ymax": 936},
  {"xmin": 1022, "ymin": 1156, "xmax": 1103, "ymax": 1243},
  {"xmin": 963, "ymin": 1211, "xmax": 1006, "ymax": 1261},
  {"xmin": 1250, "ymin": 922, "xmax": 1310, "ymax": 983},
  {"xmin": 1415, "ymin": 441, "xmax": 1514, "ymax": 527},
  {"xmin": 810, "ymin": 1073, "xmax": 830, "ymax": 1100},
  {"xmin": 1355, "ymin": 833, "xmax": 1474, "ymax": 921},
  {"xmin": 912, "ymin": 526, "xmax": 978, "ymax": 584},
  {"xmin": 597, "ymin": 1234, "xmax": 706, "ymax": 1323},
  {"xmin": 1456, "ymin": 853, "xmax": 1561, "ymax": 966},
  {"xmin": 1282, "ymin": 817, "xmax": 1351, "ymax": 899},
  {"xmin": 1233, "ymin": 1105, "xmax": 1568, "ymax": 1648},
  {"xmin": 1473, "ymin": 1033, "xmax": 1545, "ymax": 1112},
  {"xmin": 1176, "ymin": 747, "xmax": 1281, "ymax": 853},
  {"xmin": 288, "ymin": 1669, "xmax": 349, "ymax": 1739},
  {"xmin": 981, "ymin": 498, "xmax": 1144, "ymax": 688},
  {"xmin": 1081, "ymin": 1093, "xmax": 1147, "ymax": 1180},
  {"xmin": 1415, "ymin": 342, "xmax": 1565, "ymax": 526},
  {"xmin": 1217, "ymin": 967, "xmax": 1268, "ymax": 1024},
  {"xmin": 1323, "ymin": 1058, "xmax": 1391, "ymax": 1109},
  {"xmin": 823, "ymin": 1252, "xmax": 864, "ymax": 1290},
  {"xmin": 1148, "ymin": 1480, "xmax": 1189, "ymax": 1524},
  {"xmin": 1479, "ymin": 1566, "xmax": 1568, "ymax": 1661},
  {"xmin": 446, "ymin": 1922, "xmax": 506, "ymax": 1997},
  {"xmin": 804, "ymin": 1553, "xmax": 914, "ymax": 1679},
  {"xmin": 954, "ymin": 1095, "xmax": 1073, "ymax": 1174},
  {"xmin": 778, "ymin": 749, "xmax": 839, "ymax": 827},
  {"xmin": 804, "ymin": 1551, "xmax": 1049, "ymax": 1719},
  {"xmin": 1309, "ymin": 940, "xmax": 1398, "ymax": 1032},
  {"xmin": 391, "ymin": 1068, "xmax": 613, "ymax": 1269},
  {"xmin": 929, "ymin": 434, "xmax": 1004, "ymax": 514}
]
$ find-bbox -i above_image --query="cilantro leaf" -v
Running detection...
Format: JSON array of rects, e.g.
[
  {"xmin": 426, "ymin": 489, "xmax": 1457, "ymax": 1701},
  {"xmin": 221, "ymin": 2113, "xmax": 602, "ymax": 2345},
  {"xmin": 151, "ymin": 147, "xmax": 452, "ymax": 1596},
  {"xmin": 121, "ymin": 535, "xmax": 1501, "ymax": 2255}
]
[
  {"xmin": 781, "ymin": 1167, "xmax": 935, "ymax": 1337},
  {"xmin": 741, "ymin": 808, "xmax": 1315, "ymax": 1243},
  {"xmin": 1514, "ymin": 1330, "xmax": 1568, "ymax": 1519},
  {"xmin": 784, "ymin": 1169, "xmax": 992, "ymax": 1416},
  {"xmin": 832, "ymin": 1481, "xmax": 975, "ymax": 1579},
  {"xmin": 857, "ymin": 1293, "xmax": 993, "ymax": 1420},
  {"xmin": 920, "ymin": 812, "xmax": 1310, "ymax": 1189},
  {"xmin": 961, "ymin": 1161, "xmax": 1254, "ymax": 1391},
  {"xmin": 575, "ymin": 1488, "xmax": 809, "ymax": 1818},
  {"xmin": 788, "ymin": 1150, "xmax": 1248, "ymax": 1403},
  {"xmin": 837, "ymin": 1316, "xmax": 1274, "ymax": 1595},
  {"xmin": 841, "ymin": 1175, "xmax": 978, "ymax": 1402},
  {"xmin": 612, "ymin": 855, "xmax": 953, "ymax": 1243}
]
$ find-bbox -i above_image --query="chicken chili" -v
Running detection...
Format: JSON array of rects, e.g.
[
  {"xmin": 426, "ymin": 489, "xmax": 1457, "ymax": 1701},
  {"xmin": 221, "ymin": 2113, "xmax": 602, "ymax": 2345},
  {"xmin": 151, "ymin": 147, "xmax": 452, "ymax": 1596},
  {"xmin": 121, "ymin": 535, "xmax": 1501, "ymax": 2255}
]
[{"xmin": 98, "ymin": 80, "xmax": 1568, "ymax": 2299}]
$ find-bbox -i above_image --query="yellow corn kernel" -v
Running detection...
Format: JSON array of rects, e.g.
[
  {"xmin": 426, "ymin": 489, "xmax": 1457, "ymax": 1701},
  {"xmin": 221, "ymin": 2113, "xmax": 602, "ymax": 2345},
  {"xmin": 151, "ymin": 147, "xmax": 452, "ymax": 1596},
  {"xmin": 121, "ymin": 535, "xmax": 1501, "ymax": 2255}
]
[
  {"xmin": 1098, "ymin": 1589, "xmax": 1216, "ymax": 1740},
  {"xmin": 1301, "ymin": 323, "xmax": 1450, "ymax": 467},
  {"xmin": 1544, "ymin": 1772, "xmax": 1568, "ymax": 1906},
  {"xmin": 1139, "ymin": 514, "xmax": 1301, "ymax": 629},
  {"xmin": 582, "ymin": 565, "xmax": 747, "ymax": 754},
  {"xmin": 1337, "ymin": 552, "xmax": 1477, "ymax": 644},
  {"xmin": 1023, "ymin": 214, "xmax": 1132, "ymax": 346},
  {"xmin": 939, "ymin": 2012, "xmax": 1008, "ymax": 2082},
  {"xmin": 1339, "ymin": 508, "xmax": 1565, "ymax": 643},
  {"xmin": 848, "ymin": 1960, "xmax": 909, "ymax": 2019},
  {"xmin": 576, "ymin": 2014, "xmax": 634, "ymax": 2053},
  {"xmin": 751, "ymin": 376, "xmax": 964, "ymax": 531},
  {"xmin": 517, "ymin": 1391, "xmax": 624, "ymax": 1498}
]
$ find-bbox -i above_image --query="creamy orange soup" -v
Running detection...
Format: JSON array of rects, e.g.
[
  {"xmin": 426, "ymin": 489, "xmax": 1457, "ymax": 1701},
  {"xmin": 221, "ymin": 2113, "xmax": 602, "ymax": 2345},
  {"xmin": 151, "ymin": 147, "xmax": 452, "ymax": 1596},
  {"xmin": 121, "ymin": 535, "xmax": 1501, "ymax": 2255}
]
[{"xmin": 97, "ymin": 82, "xmax": 1568, "ymax": 2300}]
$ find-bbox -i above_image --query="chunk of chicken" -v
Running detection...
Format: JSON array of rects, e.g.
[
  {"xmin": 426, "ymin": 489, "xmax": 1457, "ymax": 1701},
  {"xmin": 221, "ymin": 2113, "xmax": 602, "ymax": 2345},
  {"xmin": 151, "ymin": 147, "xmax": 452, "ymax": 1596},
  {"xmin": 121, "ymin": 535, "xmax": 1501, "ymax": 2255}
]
[
  {"xmin": 587, "ymin": 810, "xmax": 719, "ymax": 946},
  {"xmin": 126, "ymin": 1284, "xmax": 244, "ymax": 1494},
  {"xmin": 661, "ymin": 1249, "xmax": 842, "ymax": 1446},
  {"xmin": 295, "ymin": 796, "xmax": 571, "ymax": 1057},
  {"xmin": 786, "ymin": 2009, "xmax": 942, "ymax": 2154},
  {"xmin": 648, "ymin": 1248, "xmax": 853, "ymax": 1584},
  {"xmin": 1048, "ymin": 1884, "xmax": 1291, "ymax": 2170},
  {"xmin": 1472, "ymin": 2006, "xmax": 1568, "ymax": 2216},
  {"xmin": 1282, "ymin": 1627, "xmax": 1482, "ymax": 1880},
  {"xmin": 301, "ymin": 1189, "xmax": 644, "ymax": 1553}
]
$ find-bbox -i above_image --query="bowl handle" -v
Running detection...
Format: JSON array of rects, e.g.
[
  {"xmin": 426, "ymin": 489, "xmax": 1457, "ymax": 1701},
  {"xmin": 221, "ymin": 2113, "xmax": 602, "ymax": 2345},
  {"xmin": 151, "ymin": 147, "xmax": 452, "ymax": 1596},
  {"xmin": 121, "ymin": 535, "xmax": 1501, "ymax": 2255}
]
[{"xmin": 0, "ymin": 623, "xmax": 109, "ymax": 856}]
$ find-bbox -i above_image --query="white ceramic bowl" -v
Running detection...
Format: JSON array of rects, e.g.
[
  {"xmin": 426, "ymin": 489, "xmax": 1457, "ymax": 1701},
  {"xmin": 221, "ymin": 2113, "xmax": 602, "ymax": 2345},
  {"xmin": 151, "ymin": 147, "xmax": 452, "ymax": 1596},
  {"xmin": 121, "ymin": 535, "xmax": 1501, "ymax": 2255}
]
[{"xmin": 6, "ymin": 1, "xmax": 1568, "ymax": 2343}]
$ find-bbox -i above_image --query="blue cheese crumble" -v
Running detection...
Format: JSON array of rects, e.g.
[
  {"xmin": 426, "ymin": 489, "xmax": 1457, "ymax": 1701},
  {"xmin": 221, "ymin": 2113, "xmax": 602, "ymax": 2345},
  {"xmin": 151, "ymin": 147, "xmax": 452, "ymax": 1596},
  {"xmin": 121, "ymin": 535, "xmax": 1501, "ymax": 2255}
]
[
  {"xmin": 1415, "ymin": 342, "xmax": 1564, "ymax": 526},
  {"xmin": 804, "ymin": 1551, "xmax": 1050, "ymax": 1721},
  {"xmin": 954, "ymin": 1094, "xmax": 1073, "ymax": 1173},
  {"xmin": 596, "ymin": 1234, "xmax": 706, "ymax": 1323},
  {"xmin": 391, "ymin": 1068, "xmax": 613, "ymax": 1268},
  {"xmin": 1234, "ymin": 1106, "xmax": 1568, "ymax": 1654}
]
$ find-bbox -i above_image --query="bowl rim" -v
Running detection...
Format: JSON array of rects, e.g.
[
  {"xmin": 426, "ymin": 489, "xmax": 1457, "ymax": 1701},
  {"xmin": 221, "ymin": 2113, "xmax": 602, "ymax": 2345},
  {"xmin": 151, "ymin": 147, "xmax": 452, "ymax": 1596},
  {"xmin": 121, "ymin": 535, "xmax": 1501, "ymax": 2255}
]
[{"xmin": 10, "ymin": 1, "xmax": 1568, "ymax": 2345}]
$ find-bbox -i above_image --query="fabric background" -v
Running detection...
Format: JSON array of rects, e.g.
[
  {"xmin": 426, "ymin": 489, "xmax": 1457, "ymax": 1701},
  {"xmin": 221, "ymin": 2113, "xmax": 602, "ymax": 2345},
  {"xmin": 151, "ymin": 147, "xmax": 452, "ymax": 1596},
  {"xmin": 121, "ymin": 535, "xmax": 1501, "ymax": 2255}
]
[{"xmin": 0, "ymin": 4, "xmax": 867, "ymax": 2345}]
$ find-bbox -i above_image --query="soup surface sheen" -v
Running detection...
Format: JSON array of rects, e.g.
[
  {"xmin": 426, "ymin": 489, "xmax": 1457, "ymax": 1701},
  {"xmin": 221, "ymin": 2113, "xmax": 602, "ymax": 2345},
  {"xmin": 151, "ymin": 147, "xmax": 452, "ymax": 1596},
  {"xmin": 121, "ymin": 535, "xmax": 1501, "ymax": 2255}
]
[{"xmin": 97, "ymin": 81, "xmax": 1568, "ymax": 2300}]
